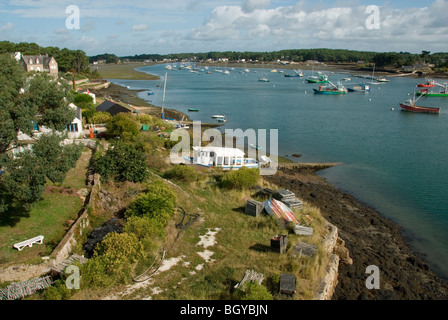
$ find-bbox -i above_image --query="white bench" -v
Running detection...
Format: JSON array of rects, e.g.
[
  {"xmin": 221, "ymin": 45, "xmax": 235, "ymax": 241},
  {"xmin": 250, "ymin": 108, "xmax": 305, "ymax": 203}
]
[{"xmin": 13, "ymin": 235, "xmax": 44, "ymax": 251}]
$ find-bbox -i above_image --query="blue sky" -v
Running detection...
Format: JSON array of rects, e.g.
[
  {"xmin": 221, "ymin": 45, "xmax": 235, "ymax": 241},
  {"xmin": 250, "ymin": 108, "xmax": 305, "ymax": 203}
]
[{"xmin": 0, "ymin": 0, "xmax": 446, "ymax": 56}]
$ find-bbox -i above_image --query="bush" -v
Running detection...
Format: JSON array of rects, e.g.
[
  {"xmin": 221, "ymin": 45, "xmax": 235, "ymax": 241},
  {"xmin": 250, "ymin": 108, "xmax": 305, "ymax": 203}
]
[
  {"xmin": 90, "ymin": 111, "xmax": 112, "ymax": 124},
  {"xmin": 220, "ymin": 167, "xmax": 260, "ymax": 190},
  {"xmin": 165, "ymin": 164, "xmax": 198, "ymax": 183},
  {"xmin": 124, "ymin": 181, "xmax": 177, "ymax": 228},
  {"xmin": 233, "ymin": 281, "xmax": 273, "ymax": 300},
  {"xmin": 106, "ymin": 113, "xmax": 140, "ymax": 140},
  {"xmin": 82, "ymin": 232, "xmax": 145, "ymax": 287},
  {"xmin": 124, "ymin": 215, "xmax": 166, "ymax": 239},
  {"xmin": 96, "ymin": 142, "xmax": 148, "ymax": 183}
]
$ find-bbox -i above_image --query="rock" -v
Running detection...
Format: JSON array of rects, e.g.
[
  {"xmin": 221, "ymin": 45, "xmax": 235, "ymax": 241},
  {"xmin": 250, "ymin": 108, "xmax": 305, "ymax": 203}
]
[
  {"xmin": 83, "ymin": 218, "xmax": 123, "ymax": 257},
  {"xmin": 293, "ymin": 225, "xmax": 314, "ymax": 236}
]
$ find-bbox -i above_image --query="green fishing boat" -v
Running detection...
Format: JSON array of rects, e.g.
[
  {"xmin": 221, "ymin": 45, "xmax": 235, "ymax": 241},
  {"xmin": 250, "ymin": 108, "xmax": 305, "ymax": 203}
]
[
  {"xmin": 307, "ymin": 74, "xmax": 329, "ymax": 83},
  {"xmin": 313, "ymin": 81, "xmax": 348, "ymax": 95},
  {"xmin": 188, "ymin": 108, "xmax": 199, "ymax": 112},
  {"xmin": 416, "ymin": 91, "xmax": 448, "ymax": 97},
  {"xmin": 416, "ymin": 82, "xmax": 448, "ymax": 97}
]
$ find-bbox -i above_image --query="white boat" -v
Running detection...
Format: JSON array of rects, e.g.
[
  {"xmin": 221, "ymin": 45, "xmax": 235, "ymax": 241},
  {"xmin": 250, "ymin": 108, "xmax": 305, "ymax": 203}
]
[
  {"xmin": 189, "ymin": 146, "xmax": 259, "ymax": 170},
  {"xmin": 211, "ymin": 115, "xmax": 226, "ymax": 119},
  {"xmin": 258, "ymin": 77, "xmax": 270, "ymax": 82}
]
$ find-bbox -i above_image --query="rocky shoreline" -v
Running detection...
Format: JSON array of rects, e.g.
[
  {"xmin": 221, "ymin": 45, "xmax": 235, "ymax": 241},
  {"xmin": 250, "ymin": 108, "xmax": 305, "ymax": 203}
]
[{"xmin": 264, "ymin": 165, "xmax": 448, "ymax": 300}]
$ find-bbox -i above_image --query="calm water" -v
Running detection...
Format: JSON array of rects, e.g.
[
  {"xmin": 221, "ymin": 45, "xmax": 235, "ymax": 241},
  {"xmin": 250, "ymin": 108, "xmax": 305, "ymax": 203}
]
[{"xmin": 109, "ymin": 63, "xmax": 448, "ymax": 279}]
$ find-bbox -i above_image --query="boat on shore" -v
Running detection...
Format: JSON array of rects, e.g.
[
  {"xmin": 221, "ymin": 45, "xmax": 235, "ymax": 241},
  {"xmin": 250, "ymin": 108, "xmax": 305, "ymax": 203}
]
[
  {"xmin": 188, "ymin": 146, "xmax": 259, "ymax": 170},
  {"xmin": 264, "ymin": 198, "xmax": 299, "ymax": 224}
]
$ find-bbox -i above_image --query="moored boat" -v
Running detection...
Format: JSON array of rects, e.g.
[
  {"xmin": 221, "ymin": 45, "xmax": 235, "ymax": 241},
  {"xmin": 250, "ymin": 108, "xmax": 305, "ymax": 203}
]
[
  {"xmin": 417, "ymin": 78, "xmax": 436, "ymax": 88},
  {"xmin": 416, "ymin": 83, "xmax": 448, "ymax": 97},
  {"xmin": 347, "ymin": 84, "xmax": 370, "ymax": 92},
  {"xmin": 399, "ymin": 100, "xmax": 440, "ymax": 114},
  {"xmin": 313, "ymin": 81, "xmax": 347, "ymax": 94},
  {"xmin": 307, "ymin": 74, "xmax": 328, "ymax": 83},
  {"xmin": 399, "ymin": 92, "xmax": 441, "ymax": 114}
]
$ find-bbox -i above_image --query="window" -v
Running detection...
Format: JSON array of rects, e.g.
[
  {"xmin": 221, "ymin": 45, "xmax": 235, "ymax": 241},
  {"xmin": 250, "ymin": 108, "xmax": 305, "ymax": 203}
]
[{"xmin": 67, "ymin": 123, "xmax": 78, "ymax": 132}]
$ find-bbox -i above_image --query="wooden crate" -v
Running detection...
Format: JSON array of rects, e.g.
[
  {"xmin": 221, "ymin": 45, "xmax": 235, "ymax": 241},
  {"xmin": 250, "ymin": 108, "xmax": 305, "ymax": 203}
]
[
  {"xmin": 245, "ymin": 199, "xmax": 264, "ymax": 217},
  {"xmin": 270, "ymin": 234, "xmax": 288, "ymax": 253},
  {"xmin": 279, "ymin": 273, "xmax": 296, "ymax": 296}
]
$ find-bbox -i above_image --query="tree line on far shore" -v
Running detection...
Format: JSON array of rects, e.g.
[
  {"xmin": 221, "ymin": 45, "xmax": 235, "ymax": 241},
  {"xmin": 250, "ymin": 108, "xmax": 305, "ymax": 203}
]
[
  {"xmin": 3, "ymin": 40, "xmax": 448, "ymax": 71},
  {"xmin": 117, "ymin": 49, "xmax": 448, "ymax": 70}
]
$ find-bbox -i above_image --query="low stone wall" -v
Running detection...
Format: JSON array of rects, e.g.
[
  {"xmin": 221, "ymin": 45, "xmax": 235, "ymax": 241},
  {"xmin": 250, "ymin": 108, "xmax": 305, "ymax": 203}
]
[
  {"xmin": 49, "ymin": 172, "xmax": 100, "ymax": 263},
  {"xmin": 315, "ymin": 221, "xmax": 352, "ymax": 300}
]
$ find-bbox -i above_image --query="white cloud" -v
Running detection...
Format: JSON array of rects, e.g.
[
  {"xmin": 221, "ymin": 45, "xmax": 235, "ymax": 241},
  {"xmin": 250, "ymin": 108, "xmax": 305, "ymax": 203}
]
[
  {"xmin": 132, "ymin": 24, "xmax": 149, "ymax": 31},
  {"xmin": 1, "ymin": 22, "xmax": 14, "ymax": 31},
  {"xmin": 185, "ymin": 1, "xmax": 448, "ymax": 53},
  {"xmin": 241, "ymin": 0, "xmax": 270, "ymax": 13}
]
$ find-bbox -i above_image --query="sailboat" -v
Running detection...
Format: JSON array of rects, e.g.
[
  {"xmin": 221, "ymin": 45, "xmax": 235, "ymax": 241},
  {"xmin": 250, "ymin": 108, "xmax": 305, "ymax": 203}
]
[
  {"xmin": 160, "ymin": 72, "xmax": 173, "ymax": 120},
  {"xmin": 285, "ymin": 70, "xmax": 304, "ymax": 77},
  {"xmin": 258, "ymin": 63, "xmax": 269, "ymax": 82},
  {"xmin": 368, "ymin": 63, "xmax": 389, "ymax": 84}
]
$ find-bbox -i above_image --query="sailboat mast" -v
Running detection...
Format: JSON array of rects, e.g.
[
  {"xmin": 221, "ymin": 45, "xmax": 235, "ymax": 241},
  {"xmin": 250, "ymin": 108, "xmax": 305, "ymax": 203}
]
[{"xmin": 161, "ymin": 72, "xmax": 167, "ymax": 118}]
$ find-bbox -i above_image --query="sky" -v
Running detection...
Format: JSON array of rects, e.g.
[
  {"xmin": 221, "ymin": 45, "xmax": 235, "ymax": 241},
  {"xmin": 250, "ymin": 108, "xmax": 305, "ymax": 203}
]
[{"xmin": 0, "ymin": 0, "xmax": 447, "ymax": 56}]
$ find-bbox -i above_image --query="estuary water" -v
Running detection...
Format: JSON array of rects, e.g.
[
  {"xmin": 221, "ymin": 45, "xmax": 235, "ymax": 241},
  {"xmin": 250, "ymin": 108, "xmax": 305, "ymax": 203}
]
[{"xmin": 109, "ymin": 63, "xmax": 448, "ymax": 280}]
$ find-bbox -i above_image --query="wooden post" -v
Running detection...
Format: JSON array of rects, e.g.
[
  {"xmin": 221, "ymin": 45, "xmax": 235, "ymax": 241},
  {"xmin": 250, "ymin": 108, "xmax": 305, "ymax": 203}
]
[{"xmin": 72, "ymin": 68, "xmax": 76, "ymax": 91}]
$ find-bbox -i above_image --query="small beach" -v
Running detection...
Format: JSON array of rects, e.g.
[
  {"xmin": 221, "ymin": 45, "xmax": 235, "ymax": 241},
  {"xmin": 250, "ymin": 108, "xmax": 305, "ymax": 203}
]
[{"xmin": 92, "ymin": 62, "xmax": 448, "ymax": 299}]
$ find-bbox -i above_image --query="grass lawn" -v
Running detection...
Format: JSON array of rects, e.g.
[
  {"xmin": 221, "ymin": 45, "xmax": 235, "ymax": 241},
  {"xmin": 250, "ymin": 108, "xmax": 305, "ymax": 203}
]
[
  {"xmin": 0, "ymin": 148, "xmax": 91, "ymax": 265},
  {"xmin": 0, "ymin": 193, "xmax": 83, "ymax": 265},
  {"xmin": 92, "ymin": 63, "xmax": 160, "ymax": 81}
]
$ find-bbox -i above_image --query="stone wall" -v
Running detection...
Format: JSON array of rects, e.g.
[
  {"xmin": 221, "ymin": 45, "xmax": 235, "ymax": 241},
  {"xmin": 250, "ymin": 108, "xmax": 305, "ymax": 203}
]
[{"xmin": 315, "ymin": 221, "xmax": 352, "ymax": 300}]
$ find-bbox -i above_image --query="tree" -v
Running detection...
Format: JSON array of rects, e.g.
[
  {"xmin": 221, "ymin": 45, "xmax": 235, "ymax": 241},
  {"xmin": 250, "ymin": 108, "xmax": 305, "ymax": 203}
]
[
  {"xmin": 124, "ymin": 180, "xmax": 177, "ymax": 227},
  {"xmin": 105, "ymin": 113, "xmax": 140, "ymax": 141},
  {"xmin": 0, "ymin": 54, "xmax": 80, "ymax": 213},
  {"xmin": 95, "ymin": 142, "xmax": 149, "ymax": 182}
]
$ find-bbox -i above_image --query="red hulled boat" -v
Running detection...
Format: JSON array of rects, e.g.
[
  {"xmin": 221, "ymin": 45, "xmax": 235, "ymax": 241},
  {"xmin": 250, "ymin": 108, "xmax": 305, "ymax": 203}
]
[
  {"xmin": 399, "ymin": 99, "xmax": 440, "ymax": 114},
  {"xmin": 417, "ymin": 78, "xmax": 436, "ymax": 88}
]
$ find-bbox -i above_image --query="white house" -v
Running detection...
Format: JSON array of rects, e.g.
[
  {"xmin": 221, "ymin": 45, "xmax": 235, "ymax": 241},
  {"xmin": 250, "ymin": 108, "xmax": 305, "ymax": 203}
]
[
  {"xmin": 192, "ymin": 146, "xmax": 259, "ymax": 170},
  {"xmin": 11, "ymin": 103, "xmax": 84, "ymax": 157},
  {"xmin": 66, "ymin": 103, "xmax": 83, "ymax": 139}
]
